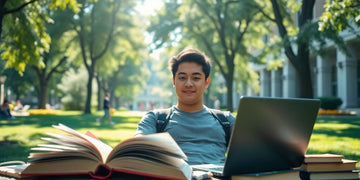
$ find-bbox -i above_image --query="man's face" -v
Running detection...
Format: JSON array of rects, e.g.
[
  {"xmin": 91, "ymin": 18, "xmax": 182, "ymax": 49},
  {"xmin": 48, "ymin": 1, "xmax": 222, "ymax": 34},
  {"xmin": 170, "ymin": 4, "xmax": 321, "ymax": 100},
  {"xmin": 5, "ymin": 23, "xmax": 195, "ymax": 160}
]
[{"xmin": 173, "ymin": 62, "xmax": 210, "ymax": 106}]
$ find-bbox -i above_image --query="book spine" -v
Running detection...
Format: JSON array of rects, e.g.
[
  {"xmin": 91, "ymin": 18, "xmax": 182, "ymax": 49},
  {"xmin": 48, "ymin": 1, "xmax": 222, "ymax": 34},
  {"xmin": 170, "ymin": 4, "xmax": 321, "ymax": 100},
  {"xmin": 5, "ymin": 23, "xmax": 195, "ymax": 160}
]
[
  {"xmin": 299, "ymin": 171, "xmax": 310, "ymax": 180},
  {"xmin": 89, "ymin": 165, "xmax": 112, "ymax": 179}
]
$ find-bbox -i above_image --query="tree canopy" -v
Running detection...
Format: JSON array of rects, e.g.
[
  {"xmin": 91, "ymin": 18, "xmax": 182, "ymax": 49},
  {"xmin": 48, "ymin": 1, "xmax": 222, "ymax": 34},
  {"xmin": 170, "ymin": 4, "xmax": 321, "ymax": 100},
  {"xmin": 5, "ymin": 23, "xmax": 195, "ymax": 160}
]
[
  {"xmin": 148, "ymin": 0, "xmax": 268, "ymax": 111},
  {"xmin": 0, "ymin": 0, "xmax": 80, "ymax": 74},
  {"xmin": 319, "ymin": 0, "xmax": 360, "ymax": 35}
]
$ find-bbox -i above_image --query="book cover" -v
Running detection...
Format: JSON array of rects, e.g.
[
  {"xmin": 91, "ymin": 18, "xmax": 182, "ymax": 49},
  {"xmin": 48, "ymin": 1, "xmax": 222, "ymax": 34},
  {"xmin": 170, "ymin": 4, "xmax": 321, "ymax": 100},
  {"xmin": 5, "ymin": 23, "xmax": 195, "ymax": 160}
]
[
  {"xmin": 304, "ymin": 154, "xmax": 344, "ymax": 163},
  {"xmin": 0, "ymin": 123, "xmax": 192, "ymax": 180},
  {"xmin": 0, "ymin": 163, "xmax": 30, "ymax": 179},
  {"xmin": 300, "ymin": 159, "xmax": 357, "ymax": 172}
]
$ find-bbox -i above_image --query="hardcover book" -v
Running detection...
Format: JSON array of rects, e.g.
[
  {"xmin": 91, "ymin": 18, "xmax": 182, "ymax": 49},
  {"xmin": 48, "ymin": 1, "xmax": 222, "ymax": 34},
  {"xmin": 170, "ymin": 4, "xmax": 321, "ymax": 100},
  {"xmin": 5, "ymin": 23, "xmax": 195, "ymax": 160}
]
[
  {"xmin": 304, "ymin": 154, "xmax": 344, "ymax": 163},
  {"xmin": 300, "ymin": 159, "xmax": 357, "ymax": 172},
  {"xmin": 304, "ymin": 170, "xmax": 360, "ymax": 180},
  {"xmin": 0, "ymin": 123, "xmax": 192, "ymax": 180}
]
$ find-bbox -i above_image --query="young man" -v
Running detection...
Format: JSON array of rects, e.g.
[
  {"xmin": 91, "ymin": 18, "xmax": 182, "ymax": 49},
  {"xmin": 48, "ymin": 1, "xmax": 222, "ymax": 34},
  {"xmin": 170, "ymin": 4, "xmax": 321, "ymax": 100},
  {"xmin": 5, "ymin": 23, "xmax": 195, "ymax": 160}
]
[
  {"xmin": 135, "ymin": 48, "xmax": 235, "ymax": 165},
  {"xmin": 96, "ymin": 93, "xmax": 114, "ymax": 125}
]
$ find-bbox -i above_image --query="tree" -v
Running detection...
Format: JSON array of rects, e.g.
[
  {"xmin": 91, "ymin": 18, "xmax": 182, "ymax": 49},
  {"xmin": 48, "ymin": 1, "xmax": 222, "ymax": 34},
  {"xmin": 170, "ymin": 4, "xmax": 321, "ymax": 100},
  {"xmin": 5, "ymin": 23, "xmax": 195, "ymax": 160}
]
[
  {"xmin": 58, "ymin": 67, "xmax": 87, "ymax": 110},
  {"xmin": 148, "ymin": 0, "xmax": 267, "ymax": 111},
  {"xmin": 319, "ymin": 0, "xmax": 360, "ymax": 35},
  {"xmin": 318, "ymin": 0, "xmax": 360, "ymax": 55},
  {"xmin": 0, "ymin": 0, "xmax": 79, "ymax": 74},
  {"xmin": 252, "ymin": 0, "xmax": 360, "ymax": 99},
  {"xmin": 271, "ymin": 0, "xmax": 316, "ymax": 98},
  {"xmin": 67, "ymin": 0, "xmax": 139, "ymax": 114},
  {"xmin": 0, "ymin": 61, "xmax": 36, "ymax": 101},
  {"xmin": 31, "ymin": 8, "xmax": 75, "ymax": 109},
  {"xmin": 251, "ymin": 0, "xmax": 319, "ymax": 98},
  {"xmin": 92, "ymin": 7, "xmax": 149, "ymax": 110}
]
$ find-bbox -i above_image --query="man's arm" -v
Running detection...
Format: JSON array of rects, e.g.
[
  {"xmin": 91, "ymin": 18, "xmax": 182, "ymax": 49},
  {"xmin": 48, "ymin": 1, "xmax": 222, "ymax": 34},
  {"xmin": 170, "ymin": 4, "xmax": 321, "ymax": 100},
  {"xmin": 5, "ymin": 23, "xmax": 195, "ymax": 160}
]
[{"xmin": 135, "ymin": 111, "xmax": 158, "ymax": 136}]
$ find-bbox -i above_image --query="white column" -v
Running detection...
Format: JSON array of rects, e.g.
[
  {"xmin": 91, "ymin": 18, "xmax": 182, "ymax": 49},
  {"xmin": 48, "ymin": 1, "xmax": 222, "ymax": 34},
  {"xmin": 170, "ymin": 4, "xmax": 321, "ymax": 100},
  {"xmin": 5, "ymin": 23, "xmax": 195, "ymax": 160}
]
[
  {"xmin": 0, "ymin": 83, "xmax": 4, "ymax": 104},
  {"xmin": 336, "ymin": 49, "xmax": 358, "ymax": 108},
  {"xmin": 260, "ymin": 69, "xmax": 271, "ymax": 97},
  {"xmin": 271, "ymin": 69, "xmax": 282, "ymax": 97},
  {"xmin": 283, "ymin": 61, "xmax": 298, "ymax": 98},
  {"xmin": 316, "ymin": 55, "xmax": 332, "ymax": 97}
]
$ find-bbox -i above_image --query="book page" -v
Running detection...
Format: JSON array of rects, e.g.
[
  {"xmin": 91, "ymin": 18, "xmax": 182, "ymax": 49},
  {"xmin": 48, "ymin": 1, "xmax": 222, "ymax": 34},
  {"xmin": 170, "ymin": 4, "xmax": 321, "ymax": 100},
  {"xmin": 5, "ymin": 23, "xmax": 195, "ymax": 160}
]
[
  {"xmin": 29, "ymin": 146, "xmax": 99, "ymax": 162},
  {"xmin": 107, "ymin": 156, "xmax": 192, "ymax": 180},
  {"xmin": 53, "ymin": 123, "xmax": 113, "ymax": 163},
  {"xmin": 38, "ymin": 133, "xmax": 103, "ymax": 161},
  {"xmin": 107, "ymin": 133, "xmax": 187, "ymax": 162}
]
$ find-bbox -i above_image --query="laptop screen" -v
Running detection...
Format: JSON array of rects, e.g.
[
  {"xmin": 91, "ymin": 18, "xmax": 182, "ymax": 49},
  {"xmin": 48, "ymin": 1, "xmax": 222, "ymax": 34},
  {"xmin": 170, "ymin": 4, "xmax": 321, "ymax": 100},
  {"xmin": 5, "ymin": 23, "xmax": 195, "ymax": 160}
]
[{"xmin": 223, "ymin": 96, "xmax": 320, "ymax": 176}]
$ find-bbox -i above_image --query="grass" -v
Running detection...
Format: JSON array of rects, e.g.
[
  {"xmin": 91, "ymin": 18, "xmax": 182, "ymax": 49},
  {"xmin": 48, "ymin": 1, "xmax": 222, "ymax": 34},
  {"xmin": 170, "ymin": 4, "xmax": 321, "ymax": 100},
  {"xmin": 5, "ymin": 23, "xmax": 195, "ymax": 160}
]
[
  {"xmin": 0, "ymin": 111, "xmax": 359, "ymax": 169},
  {"xmin": 307, "ymin": 116, "xmax": 360, "ymax": 163},
  {"xmin": 0, "ymin": 110, "xmax": 144, "ymax": 163}
]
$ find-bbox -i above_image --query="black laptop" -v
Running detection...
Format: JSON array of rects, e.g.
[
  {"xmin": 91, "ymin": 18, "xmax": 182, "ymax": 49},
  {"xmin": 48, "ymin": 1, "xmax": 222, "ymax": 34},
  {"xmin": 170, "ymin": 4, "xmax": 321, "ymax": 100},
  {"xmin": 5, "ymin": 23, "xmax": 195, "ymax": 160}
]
[{"xmin": 192, "ymin": 96, "xmax": 320, "ymax": 176}]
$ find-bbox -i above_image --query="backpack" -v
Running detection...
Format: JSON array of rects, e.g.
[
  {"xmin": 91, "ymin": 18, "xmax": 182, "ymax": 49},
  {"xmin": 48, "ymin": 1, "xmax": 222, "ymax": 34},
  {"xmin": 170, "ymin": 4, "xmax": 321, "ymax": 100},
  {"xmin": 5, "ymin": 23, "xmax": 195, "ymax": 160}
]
[{"xmin": 155, "ymin": 107, "xmax": 231, "ymax": 147}]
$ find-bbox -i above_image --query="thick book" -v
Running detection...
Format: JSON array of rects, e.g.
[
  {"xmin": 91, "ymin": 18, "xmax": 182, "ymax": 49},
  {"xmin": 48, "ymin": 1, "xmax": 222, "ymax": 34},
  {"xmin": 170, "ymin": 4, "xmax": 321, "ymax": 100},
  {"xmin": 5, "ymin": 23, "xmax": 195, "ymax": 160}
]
[
  {"xmin": 0, "ymin": 123, "xmax": 192, "ymax": 180},
  {"xmin": 303, "ymin": 170, "xmax": 360, "ymax": 180},
  {"xmin": 231, "ymin": 169, "xmax": 302, "ymax": 180},
  {"xmin": 300, "ymin": 159, "xmax": 357, "ymax": 172},
  {"xmin": 304, "ymin": 154, "xmax": 344, "ymax": 163}
]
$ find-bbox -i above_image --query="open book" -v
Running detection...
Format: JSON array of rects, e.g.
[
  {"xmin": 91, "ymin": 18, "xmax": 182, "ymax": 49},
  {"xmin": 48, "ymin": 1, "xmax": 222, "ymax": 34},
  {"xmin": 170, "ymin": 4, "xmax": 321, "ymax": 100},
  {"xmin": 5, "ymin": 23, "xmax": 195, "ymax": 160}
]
[{"xmin": 0, "ymin": 123, "xmax": 192, "ymax": 180}]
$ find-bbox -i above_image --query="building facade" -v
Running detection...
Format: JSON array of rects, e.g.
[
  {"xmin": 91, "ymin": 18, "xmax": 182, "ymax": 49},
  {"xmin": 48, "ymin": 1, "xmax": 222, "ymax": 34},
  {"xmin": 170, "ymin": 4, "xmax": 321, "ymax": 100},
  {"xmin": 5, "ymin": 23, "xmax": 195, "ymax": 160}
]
[{"xmin": 254, "ymin": 1, "xmax": 360, "ymax": 110}]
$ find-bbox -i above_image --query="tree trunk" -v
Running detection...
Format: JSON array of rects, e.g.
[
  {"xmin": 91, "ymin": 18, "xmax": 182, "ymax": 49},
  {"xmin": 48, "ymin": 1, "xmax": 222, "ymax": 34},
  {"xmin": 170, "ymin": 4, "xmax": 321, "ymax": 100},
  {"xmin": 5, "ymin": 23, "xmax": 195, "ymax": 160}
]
[
  {"xmin": 226, "ymin": 77, "xmax": 233, "ymax": 112},
  {"xmin": 38, "ymin": 77, "xmax": 47, "ymax": 109},
  {"xmin": 297, "ymin": 44, "xmax": 313, "ymax": 98},
  {"xmin": 84, "ymin": 68, "xmax": 94, "ymax": 114},
  {"xmin": 270, "ymin": 0, "xmax": 315, "ymax": 99},
  {"xmin": 96, "ymin": 76, "xmax": 102, "ymax": 111}
]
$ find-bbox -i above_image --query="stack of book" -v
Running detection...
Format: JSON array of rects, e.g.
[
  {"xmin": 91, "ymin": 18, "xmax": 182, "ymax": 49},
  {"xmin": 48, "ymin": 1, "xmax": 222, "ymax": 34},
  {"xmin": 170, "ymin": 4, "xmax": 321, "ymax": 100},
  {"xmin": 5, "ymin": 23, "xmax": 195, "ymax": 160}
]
[
  {"xmin": 299, "ymin": 153, "xmax": 359, "ymax": 180},
  {"xmin": 232, "ymin": 154, "xmax": 359, "ymax": 180}
]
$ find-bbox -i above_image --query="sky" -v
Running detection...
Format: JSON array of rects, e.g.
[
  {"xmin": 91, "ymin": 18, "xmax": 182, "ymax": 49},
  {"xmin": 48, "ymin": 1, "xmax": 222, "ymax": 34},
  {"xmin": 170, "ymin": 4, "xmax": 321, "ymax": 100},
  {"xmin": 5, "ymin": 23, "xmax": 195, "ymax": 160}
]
[{"xmin": 136, "ymin": 0, "xmax": 164, "ymax": 16}]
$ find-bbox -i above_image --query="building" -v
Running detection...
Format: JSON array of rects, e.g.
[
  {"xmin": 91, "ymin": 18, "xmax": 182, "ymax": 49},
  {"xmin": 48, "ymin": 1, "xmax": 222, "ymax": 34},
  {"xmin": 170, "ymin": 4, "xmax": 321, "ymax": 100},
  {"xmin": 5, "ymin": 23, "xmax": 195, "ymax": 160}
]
[
  {"xmin": 251, "ymin": 1, "xmax": 359, "ymax": 110},
  {"xmin": 132, "ymin": 61, "xmax": 170, "ymax": 111}
]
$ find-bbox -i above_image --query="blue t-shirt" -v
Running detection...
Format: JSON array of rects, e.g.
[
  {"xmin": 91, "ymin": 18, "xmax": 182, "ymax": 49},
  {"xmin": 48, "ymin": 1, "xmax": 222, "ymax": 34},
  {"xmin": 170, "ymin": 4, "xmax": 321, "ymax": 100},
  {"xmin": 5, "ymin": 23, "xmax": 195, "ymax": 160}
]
[{"xmin": 135, "ymin": 106, "xmax": 235, "ymax": 165}]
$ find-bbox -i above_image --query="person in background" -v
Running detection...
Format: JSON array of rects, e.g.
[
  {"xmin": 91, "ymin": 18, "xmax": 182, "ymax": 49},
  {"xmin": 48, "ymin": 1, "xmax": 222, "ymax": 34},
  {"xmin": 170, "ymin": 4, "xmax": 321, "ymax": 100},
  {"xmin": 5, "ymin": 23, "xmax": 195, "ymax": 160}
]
[
  {"xmin": 13, "ymin": 99, "xmax": 23, "ymax": 111},
  {"xmin": 96, "ymin": 93, "xmax": 114, "ymax": 125},
  {"xmin": 0, "ymin": 99, "xmax": 15, "ymax": 120},
  {"xmin": 213, "ymin": 96, "xmax": 220, "ymax": 110},
  {"xmin": 135, "ymin": 48, "xmax": 235, "ymax": 165}
]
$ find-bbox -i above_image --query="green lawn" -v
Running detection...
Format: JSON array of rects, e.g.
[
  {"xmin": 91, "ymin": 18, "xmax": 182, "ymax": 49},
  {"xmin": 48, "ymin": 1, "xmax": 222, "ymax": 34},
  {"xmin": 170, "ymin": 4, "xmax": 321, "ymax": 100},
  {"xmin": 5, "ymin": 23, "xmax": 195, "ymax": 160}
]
[{"xmin": 0, "ymin": 111, "xmax": 359, "ymax": 169}]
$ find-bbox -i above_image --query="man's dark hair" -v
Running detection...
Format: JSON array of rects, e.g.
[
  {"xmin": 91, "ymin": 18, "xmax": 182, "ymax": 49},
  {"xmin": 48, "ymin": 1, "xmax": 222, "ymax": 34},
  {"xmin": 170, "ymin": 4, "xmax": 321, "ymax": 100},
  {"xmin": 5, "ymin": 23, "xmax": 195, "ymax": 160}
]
[{"xmin": 168, "ymin": 48, "xmax": 212, "ymax": 79}]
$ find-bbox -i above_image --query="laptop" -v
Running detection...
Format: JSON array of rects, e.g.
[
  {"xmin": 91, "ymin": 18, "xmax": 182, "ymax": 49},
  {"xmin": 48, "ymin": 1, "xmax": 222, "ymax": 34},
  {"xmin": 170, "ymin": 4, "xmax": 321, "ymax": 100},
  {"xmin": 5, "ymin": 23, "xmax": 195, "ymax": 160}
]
[{"xmin": 192, "ymin": 96, "xmax": 320, "ymax": 176}]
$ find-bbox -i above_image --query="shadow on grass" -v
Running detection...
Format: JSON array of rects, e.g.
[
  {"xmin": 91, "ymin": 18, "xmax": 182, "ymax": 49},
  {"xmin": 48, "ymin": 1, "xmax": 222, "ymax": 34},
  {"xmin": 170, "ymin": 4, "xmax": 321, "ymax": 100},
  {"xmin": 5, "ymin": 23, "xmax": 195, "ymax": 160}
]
[
  {"xmin": 0, "ymin": 141, "xmax": 31, "ymax": 162},
  {"xmin": 314, "ymin": 117, "xmax": 360, "ymax": 139},
  {"xmin": 0, "ymin": 113, "xmax": 141, "ymax": 130},
  {"xmin": 312, "ymin": 127, "xmax": 360, "ymax": 139},
  {"xmin": 316, "ymin": 116, "xmax": 360, "ymax": 125},
  {"xmin": 310, "ymin": 116, "xmax": 360, "ymax": 164},
  {"xmin": 0, "ymin": 113, "xmax": 142, "ymax": 162}
]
